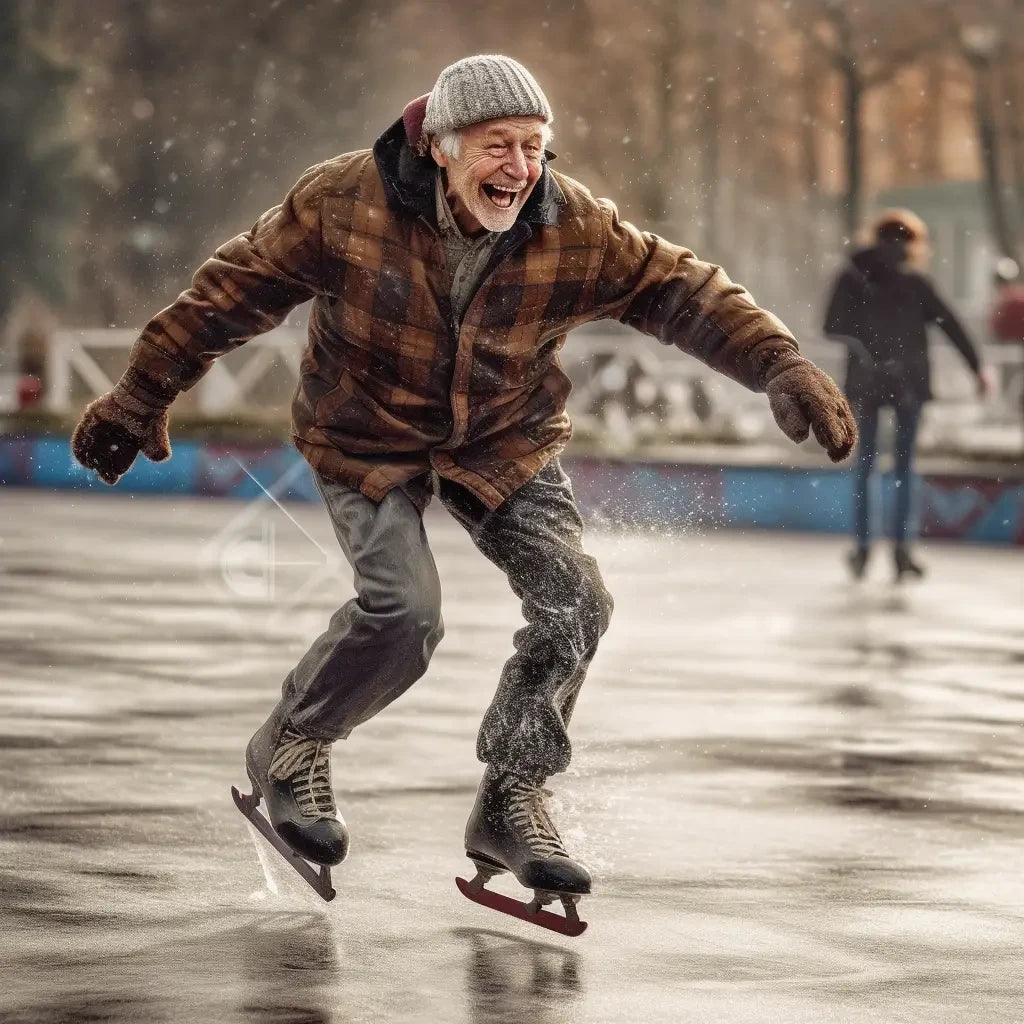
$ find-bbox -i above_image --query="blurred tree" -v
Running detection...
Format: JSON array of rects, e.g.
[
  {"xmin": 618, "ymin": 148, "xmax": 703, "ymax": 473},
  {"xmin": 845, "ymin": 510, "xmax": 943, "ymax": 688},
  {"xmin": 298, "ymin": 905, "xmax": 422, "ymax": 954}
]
[
  {"xmin": 639, "ymin": 0, "xmax": 684, "ymax": 232},
  {"xmin": 22, "ymin": 0, "xmax": 1017, "ymax": 352},
  {"xmin": 920, "ymin": 57, "xmax": 948, "ymax": 181},
  {"xmin": 794, "ymin": 0, "xmax": 946, "ymax": 240},
  {"xmin": 695, "ymin": 0, "xmax": 723, "ymax": 258},
  {"xmin": 0, "ymin": 1, "xmax": 100, "ymax": 407},
  {"xmin": 0, "ymin": 0, "xmax": 98, "ymax": 408},
  {"xmin": 59, "ymin": 0, "xmax": 380, "ymax": 327},
  {"xmin": 945, "ymin": 1, "xmax": 1021, "ymax": 263},
  {"xmin": 1002, "ymin": 53, "xmax": 1024, "ymax": 237}
]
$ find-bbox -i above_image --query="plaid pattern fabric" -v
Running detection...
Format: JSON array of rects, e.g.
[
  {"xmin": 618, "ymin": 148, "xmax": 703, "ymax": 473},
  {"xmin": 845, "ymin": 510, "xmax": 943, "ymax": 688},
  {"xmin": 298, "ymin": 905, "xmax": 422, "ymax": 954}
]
[{"xmin": 120, "ymin": 117, "xmax": 801, "ymax": 511}]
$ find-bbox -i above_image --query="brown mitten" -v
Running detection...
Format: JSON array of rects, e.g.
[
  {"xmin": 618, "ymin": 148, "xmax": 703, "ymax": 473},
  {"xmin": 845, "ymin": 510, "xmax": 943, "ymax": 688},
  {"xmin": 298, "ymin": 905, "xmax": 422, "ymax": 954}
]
[
  {"xmin": 71, "ymin": 375, "xmax": 174, "ymax": 485},
  {"xmin": 764, "ymin": 359, "xmax": 857, "ymax": 463}
]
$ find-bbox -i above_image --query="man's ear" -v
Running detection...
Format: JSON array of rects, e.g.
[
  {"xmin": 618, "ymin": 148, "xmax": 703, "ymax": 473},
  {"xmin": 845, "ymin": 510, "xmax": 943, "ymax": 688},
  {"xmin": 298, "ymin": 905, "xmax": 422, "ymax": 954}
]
[{"xmin": 429, "ymin": 138, "xmax": 448, "ymax": 168}]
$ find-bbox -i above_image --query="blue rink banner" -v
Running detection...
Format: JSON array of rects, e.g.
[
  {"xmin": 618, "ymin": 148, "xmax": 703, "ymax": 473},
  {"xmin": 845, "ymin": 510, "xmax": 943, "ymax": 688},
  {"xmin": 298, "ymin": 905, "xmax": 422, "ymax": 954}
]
[{"xmin": 2, "ymin": 437, "xmax": 1022, "ymax": 545}]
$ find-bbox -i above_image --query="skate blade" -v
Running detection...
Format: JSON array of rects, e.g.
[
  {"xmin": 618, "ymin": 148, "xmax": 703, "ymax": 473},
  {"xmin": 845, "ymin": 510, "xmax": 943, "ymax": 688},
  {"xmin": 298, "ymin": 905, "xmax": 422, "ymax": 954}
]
[
  {"xmin": 231, "ymin": 786, "xmax": 336, "ymax": 902},
  {"xmin": 456, "ymin": 876, "xmax": 587, "ymax": 938}
]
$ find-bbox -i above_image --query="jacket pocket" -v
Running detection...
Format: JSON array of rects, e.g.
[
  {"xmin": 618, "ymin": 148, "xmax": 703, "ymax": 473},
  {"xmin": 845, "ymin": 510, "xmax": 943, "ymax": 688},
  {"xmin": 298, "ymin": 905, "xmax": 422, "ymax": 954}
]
[
  {"xmin": 520, "ymin": 369, "xmax": 572, "ymax": 445},
  {"xmin": 315, "ymin": 369, "xmax": 440, "ymax": 452},
  {"xmin": 313, "ymin": 369, "xmax": 359, "ymax": 427}
]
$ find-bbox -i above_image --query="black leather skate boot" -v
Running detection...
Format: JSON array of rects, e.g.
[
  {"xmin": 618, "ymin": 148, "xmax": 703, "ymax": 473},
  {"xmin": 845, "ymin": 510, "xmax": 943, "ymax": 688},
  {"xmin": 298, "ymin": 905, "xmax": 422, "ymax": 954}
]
[
  {"xmin": 847, "ymin": 545, "xmax": 870, "ymax": 580},
  {"xmin": 893, "ymin": 545, "xmax": 926, "ymax": 583},
  {"xmin": 464, "ymin": 766, "xmax": 591, "ymax": 896},
  {"xmin": 245, "ymin": 713, "xmax": 349, "ymax": 867}
]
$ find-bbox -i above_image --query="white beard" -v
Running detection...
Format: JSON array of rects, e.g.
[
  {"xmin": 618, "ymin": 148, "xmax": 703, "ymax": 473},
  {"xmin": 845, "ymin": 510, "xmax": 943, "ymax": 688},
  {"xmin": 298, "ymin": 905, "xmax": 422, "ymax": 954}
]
[{"xmin": 466, "ymin": 185, "xmax": 524, "ymax": 232}]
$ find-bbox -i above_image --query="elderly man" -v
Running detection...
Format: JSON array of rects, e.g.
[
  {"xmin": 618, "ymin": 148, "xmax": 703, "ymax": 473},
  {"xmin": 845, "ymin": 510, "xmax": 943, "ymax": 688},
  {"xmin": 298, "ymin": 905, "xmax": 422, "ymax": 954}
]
[{"xmin": 72, "ymin": 55, "xmax": 856, "ymax": 932}]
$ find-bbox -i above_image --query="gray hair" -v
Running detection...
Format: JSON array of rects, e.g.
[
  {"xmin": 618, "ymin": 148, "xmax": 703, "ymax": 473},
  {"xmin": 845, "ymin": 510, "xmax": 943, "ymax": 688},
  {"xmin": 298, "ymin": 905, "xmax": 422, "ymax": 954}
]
[
  {"xmin": 435, "ymin": 130, "xmax": 464, "ymax": 161},
  {"xmin": 432, "ymin": 123, "xmax": 553, "ymax": 162}
]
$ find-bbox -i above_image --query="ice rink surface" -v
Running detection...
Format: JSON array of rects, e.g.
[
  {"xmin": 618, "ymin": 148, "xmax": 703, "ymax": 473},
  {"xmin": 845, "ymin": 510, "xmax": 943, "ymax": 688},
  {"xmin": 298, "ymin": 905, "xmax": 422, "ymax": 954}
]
[{"xmin": 1, "ymin": 486, "xmax": 1022, "ymax": 1024}]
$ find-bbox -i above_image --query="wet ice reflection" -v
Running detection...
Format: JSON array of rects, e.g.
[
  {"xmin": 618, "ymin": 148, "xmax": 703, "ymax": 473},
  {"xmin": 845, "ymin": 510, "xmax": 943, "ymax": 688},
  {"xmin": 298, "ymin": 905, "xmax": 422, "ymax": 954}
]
[{"xmin": 1, "ymin": 491, "xmax": 1022, "ymax": 1022}]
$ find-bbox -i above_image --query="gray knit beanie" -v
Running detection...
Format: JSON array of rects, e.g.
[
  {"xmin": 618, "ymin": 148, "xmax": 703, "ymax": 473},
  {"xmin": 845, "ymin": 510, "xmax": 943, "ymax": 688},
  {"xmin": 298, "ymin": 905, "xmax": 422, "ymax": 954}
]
[{"xmin": 422, "ymin": 55, "xmax": 553, "ymax": 137}]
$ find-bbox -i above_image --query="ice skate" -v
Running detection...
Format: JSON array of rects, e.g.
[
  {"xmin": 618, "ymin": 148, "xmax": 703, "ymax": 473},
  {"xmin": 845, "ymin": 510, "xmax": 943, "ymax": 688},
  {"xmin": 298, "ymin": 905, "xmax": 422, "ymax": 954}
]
[
  {"xmin": 846, "ymin": 545, "xmax": 870, "ymax": 580},
  {"xmin": 456, "ymin": 767, "xmax": 591, "ymax": 937},
  {"xmin": 893, "ymin": 546, "xmax": 925, "ymax": 583},
  {"xmin": 232, "ymin": 714, "xmax": 349, "ymax": 902}
]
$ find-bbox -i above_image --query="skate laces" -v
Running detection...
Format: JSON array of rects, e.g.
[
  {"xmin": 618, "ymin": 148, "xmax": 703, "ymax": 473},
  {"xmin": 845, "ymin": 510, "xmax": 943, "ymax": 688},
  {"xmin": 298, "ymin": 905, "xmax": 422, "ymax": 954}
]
[
  {"xmin": 268, "ymin": 727, "xmax": 337, "ymax": 819},
  {"xmin": 506, "ymin": 778, "xmax": 569, "ymax": 859}
]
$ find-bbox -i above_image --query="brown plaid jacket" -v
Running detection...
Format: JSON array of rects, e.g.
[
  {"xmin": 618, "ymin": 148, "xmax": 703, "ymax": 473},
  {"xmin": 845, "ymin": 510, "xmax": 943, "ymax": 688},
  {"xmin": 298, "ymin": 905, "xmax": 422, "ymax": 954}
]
[{"xmin": 122, "ymin": 115, "xmax": 802, "ymax": 510}]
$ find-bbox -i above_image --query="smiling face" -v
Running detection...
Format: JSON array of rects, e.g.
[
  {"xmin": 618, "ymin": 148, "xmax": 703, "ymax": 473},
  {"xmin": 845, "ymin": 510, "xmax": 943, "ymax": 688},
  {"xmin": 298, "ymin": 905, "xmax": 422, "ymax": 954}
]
[{"xmin": 430, "ymin": 116, "xmax": 548, "ymax": 235}]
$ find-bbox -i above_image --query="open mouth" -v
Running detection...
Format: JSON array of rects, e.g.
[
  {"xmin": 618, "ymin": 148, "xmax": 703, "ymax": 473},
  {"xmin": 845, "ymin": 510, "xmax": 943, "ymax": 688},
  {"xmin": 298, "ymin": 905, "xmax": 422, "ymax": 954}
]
[{"xmin": 481, "ymin": 183, "xmax": 522, "ymax": 210}]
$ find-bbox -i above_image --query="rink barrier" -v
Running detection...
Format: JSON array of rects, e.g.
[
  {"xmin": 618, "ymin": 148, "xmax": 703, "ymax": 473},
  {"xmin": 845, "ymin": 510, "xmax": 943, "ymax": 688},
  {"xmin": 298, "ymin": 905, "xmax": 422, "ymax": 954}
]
[{"xmin": 1, "ymin": 436, "xmax": 1022, "ymax": 544}]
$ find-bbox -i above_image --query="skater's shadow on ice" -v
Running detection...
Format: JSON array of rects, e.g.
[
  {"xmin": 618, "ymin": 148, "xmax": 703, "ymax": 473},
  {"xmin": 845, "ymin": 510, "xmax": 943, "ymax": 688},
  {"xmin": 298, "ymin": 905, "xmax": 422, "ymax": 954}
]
[{"xmin": 451, "ymin": 926, "xmax": 582, "ymax": 1024}]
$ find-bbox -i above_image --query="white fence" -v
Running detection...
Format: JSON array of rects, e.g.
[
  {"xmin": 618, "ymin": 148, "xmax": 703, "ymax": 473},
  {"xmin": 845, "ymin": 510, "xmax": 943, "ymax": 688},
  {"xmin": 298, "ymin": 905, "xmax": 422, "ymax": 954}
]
[
  {"xmin": 43, "ymin": 324, "xmax": 1022, "ymax": 456},
  {"xmin": 45, "ymin": 327, "xmax": 306, "ymax": 417}
]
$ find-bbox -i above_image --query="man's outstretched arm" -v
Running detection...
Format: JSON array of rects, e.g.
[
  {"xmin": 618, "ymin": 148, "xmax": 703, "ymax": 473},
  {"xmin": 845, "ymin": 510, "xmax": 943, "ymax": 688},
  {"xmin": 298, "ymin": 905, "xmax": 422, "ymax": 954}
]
[
  {"xmin": 593, "ymin": 199, "xmax": 857, "ymax": 461},
  {"xmin": 72, "ymin": 164, "xmax": 329, "ymax": 484}
]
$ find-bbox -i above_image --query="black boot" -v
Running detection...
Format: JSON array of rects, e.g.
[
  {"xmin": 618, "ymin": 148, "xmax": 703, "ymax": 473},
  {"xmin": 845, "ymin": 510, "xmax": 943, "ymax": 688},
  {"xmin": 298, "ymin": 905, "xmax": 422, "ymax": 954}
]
[
  {"xmin": 893, "ymin": 546, "xmax": 926, "ymax": 583},
  {"xmin": 847, "ymin": 545, "xmax": 870, "ymax": 580},
  {"xmin": 245, "ymin": 714, "xmax": 349, "ymax": 867},
  {"xmin": 464, "ymin": 767, "xmax": 591, "ymax": 896}
]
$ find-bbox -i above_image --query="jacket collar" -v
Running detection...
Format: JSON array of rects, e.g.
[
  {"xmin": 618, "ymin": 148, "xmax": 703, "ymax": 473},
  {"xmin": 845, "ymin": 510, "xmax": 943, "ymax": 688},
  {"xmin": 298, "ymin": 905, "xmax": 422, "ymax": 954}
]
[{"xmin": 372, "ymin": 115, "xmax": 564, "ymax": 230}]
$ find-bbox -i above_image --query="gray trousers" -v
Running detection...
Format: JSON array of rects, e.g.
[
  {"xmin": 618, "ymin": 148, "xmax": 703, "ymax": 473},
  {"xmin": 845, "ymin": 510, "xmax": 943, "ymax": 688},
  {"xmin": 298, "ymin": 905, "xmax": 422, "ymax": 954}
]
[{"xmin": 276, "ymin": 459, "xmax": 613, "ymax": 781}]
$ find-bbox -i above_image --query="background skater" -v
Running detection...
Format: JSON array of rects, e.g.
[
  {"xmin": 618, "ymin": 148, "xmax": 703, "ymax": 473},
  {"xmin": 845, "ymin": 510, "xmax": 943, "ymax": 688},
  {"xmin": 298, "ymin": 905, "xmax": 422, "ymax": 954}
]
[{"xmin": 824, "ymin": 209, "xmax": 992, "ymax": 583}]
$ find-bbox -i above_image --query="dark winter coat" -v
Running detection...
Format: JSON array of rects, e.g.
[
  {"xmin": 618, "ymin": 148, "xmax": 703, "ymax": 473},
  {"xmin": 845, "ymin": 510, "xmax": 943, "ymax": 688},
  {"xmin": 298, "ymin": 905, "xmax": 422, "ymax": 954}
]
[
  {"xmin": 120, "ymin": 115, "xmax": 802, "ymax": 510},
  {"xmin": 823, "ymin": 244, "xmax": 981, "ymax": 407}
]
